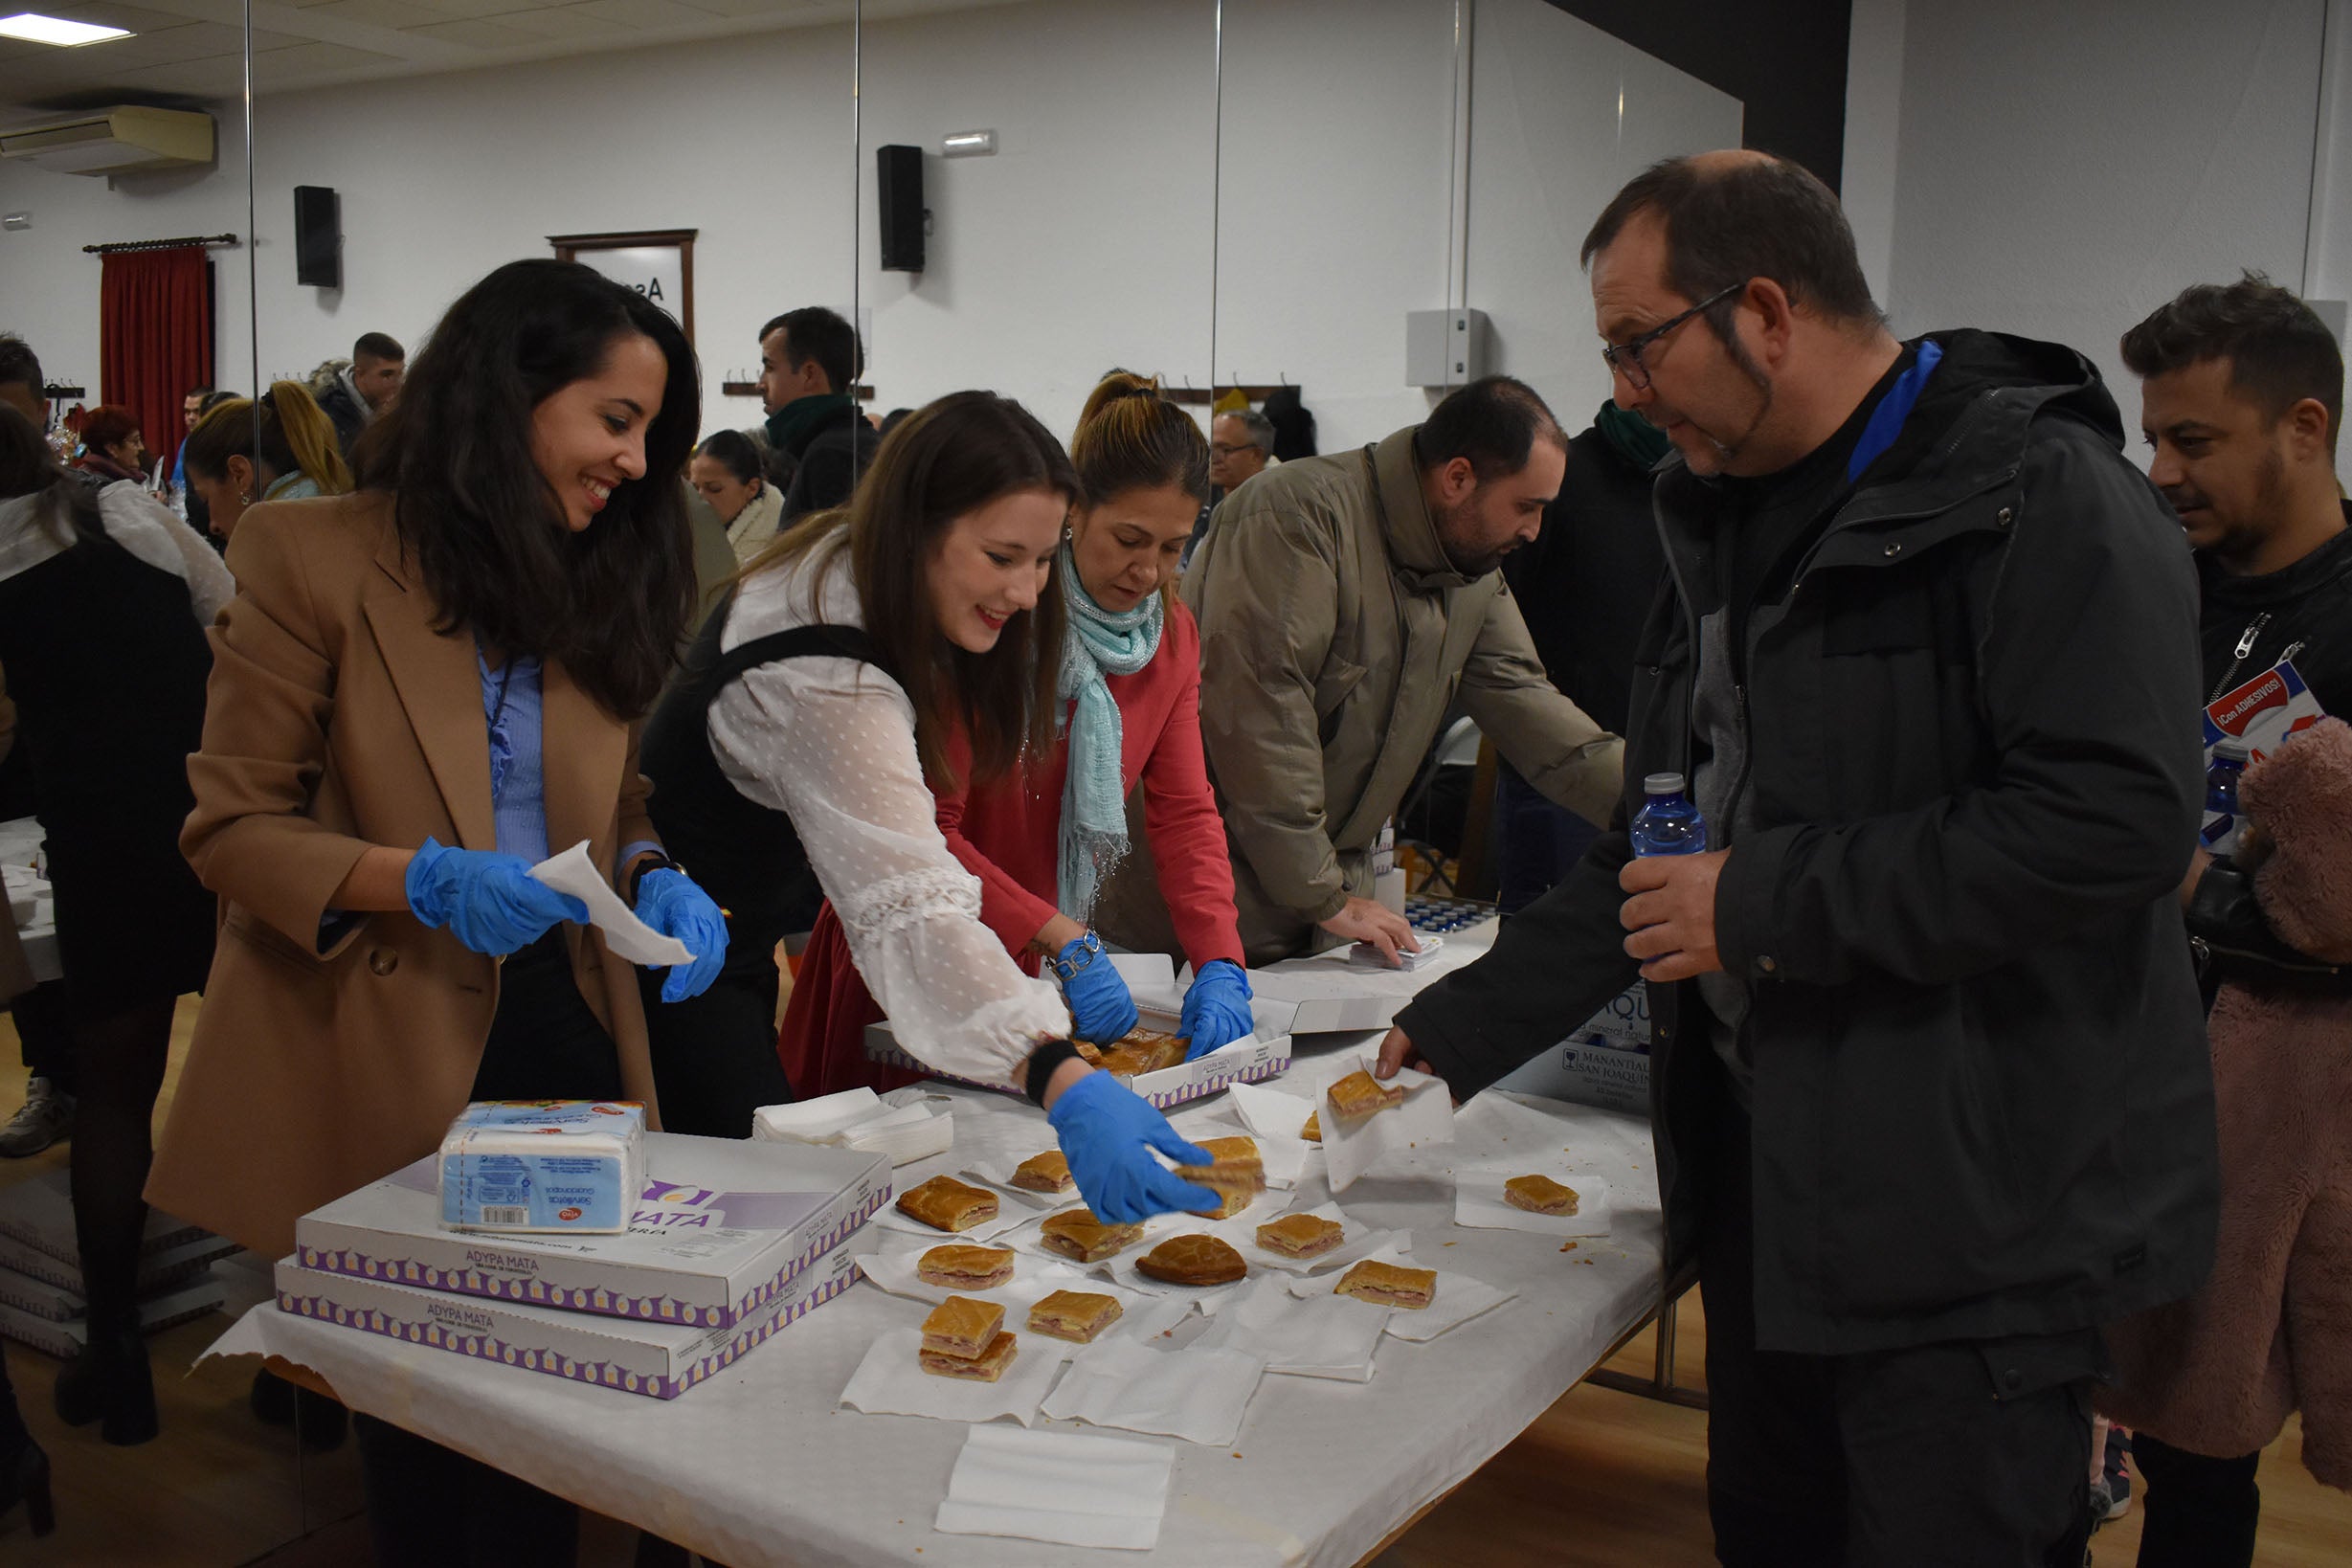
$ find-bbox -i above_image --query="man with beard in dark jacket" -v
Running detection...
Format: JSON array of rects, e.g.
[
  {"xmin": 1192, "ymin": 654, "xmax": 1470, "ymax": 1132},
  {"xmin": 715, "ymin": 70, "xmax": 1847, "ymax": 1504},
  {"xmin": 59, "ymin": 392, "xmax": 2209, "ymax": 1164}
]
[
  {"xmin": 2100, "ymin": 275, "xmax": 2352, "ymax": 1568},
  {"xmin": 1375, "ymin": 151, "xmax": 2218, "ymax": 1566}
]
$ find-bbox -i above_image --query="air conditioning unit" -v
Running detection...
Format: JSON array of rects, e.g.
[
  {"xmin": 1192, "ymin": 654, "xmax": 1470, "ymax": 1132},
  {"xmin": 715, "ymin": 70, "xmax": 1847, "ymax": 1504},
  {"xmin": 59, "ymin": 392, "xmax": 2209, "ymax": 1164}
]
[{"xmin": 0, "ymin": 106, "xmax": 213, "ymax": 177}]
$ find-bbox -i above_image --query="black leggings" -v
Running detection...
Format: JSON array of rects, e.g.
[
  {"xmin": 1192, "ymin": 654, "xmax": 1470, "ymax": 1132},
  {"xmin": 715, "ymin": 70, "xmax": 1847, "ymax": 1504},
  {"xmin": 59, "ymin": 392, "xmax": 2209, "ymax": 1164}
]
[
  {"xmin": 2134, "ymin": 1433, "xmax": 2261, "ymax": 1568},
  {"xmin": 355, "ymin": 931, "xmax": 620, "ymax": 1567},
  {"xmin": 68, "ymin": 993, "xmax": 177, "ymax": 1330},
  {"xmin": 639, "ymin": 934, "xmax": 792, "ymax": 1138}
]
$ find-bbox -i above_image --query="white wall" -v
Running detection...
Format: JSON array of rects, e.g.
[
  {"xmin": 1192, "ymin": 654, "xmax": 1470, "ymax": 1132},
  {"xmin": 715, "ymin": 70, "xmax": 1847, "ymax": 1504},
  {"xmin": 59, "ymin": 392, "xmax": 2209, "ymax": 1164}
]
[
  {"xmin": 1849, "ymin": 0, "xmax": 2347, "ymax": 486},
  {"xmin": 1465, "ymin": 0, "xmax": 1743, "ymax": 434},
  {"xmin": 0, "ymin": 110, "xmax": 256, "ymax": 410},
  {"xmin": 3, "ymin": 0, "xmax": 1740, "ymax": 458}
]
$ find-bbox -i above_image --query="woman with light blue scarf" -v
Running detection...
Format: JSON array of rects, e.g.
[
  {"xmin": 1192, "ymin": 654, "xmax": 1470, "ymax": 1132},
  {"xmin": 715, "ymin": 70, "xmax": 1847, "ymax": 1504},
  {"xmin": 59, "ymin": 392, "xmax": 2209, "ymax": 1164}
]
[
  {"xmin": 777, "ymin": 372, "xmax": 1254, "ymax": 1097},
  {"xmin": 936, "ymin": 372, "xmax": 1253, "ymax": 1060}
]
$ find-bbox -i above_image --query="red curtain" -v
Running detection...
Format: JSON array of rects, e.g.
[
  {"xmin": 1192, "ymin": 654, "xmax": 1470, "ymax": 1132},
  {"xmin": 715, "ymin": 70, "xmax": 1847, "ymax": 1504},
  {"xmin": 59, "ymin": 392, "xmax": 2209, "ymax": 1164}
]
[{"xmin": 99, "ymin": 246, "xmax": 213, "ymax": 478}]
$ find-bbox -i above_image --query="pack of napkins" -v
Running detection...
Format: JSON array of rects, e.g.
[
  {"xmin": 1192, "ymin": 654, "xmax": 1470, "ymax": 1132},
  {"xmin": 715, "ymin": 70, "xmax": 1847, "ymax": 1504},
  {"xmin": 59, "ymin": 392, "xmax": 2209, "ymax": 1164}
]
[
  {"xmin": 438, "ymin": 1101, "xmax": 647, "ymax": 1235},
  {"xmin": 754, "ymin": 1086, "xmax": 952, "ymax": 1167}
]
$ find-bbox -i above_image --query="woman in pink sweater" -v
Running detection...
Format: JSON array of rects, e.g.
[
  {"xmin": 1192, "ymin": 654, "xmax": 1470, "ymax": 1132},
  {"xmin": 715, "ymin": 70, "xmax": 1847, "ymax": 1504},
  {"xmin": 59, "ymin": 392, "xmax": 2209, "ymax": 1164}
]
[{"xmin": 781, "ymin": 372, "xmax": 1249, "ymax": 1097}]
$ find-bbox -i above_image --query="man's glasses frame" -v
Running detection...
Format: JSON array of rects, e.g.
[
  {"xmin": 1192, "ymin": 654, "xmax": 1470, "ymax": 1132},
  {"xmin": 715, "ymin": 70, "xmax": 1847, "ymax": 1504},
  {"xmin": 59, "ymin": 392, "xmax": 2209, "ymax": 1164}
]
[{"xmin": 1600, "ymin": 281, "xmax": 1746, "ymax": 392}]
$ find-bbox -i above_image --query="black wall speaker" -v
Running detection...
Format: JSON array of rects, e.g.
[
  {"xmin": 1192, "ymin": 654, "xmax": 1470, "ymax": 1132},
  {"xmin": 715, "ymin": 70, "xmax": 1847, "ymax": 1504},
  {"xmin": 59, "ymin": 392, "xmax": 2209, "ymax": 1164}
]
[
  {"xmin": 877, "ymin": 145, "xmax": 924, "ymax": 273},
  {"xmin": 294, "ymin": 185, "xmax": 340, "ymax": 289}
]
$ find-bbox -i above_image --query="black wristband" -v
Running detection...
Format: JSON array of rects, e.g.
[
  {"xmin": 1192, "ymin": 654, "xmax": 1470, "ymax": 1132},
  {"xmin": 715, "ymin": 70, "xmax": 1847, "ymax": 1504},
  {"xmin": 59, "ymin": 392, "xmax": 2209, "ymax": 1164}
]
[
  {"xmin": 625, "ymin": 853, "xmax": 676, "ymax": 905},
  {"xmin": 1024, "ymin": 1039, "xmax": 1085, "ymax": 1108}
]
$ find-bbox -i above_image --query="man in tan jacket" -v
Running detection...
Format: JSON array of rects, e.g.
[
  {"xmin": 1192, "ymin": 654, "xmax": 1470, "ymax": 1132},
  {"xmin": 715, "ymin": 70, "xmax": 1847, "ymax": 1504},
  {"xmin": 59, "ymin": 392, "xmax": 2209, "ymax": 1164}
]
[{"xmin": 1137, "ymin": 376, "xmax": 1624, "ymax": 965}]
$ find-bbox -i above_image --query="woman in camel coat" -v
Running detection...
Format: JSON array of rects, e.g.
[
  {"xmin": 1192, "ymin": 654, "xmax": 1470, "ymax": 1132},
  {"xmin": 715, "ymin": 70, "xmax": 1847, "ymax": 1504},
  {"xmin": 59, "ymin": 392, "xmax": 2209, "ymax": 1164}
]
[{"xmin": 147, "ymin": 259, "xmax": 726, "ymax": 1568}]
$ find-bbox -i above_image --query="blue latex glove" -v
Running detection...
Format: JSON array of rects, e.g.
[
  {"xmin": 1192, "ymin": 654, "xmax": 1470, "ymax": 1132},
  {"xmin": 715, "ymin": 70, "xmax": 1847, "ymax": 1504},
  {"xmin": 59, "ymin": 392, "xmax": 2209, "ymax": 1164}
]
[
  {"xmin": 405, "ymin": 837, "xmax": 587, "ymax": 956},
  {"xmin": 1057, "ymin": 934, "xmax": 1139, "ymax": 1043},
  {"xmin": 1046, "ymin": 1069, "xmax": 1221, "ymax": 1222},
  {"xmin": 1178, "ymin": 959, "xmax": 1255, "ymax": 1061},
  {"xmin": 634, "ymin": 866, "xmax": 729, "ymax": 1002}
]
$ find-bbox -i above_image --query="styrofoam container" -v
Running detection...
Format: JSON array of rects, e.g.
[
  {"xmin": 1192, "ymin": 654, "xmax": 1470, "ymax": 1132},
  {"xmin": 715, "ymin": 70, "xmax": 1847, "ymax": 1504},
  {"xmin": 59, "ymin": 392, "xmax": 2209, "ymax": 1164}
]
[
  {"xmin": 863, "ymin": 998, "xmax": 1296, "ymax": 1111},
  {"xmin": 439, "ymin": 1100, "xmax": 648, "ymax": 1235},
  {"xmin": 271, "ymin": 1238, "xmax": 862, "ymax": 1400},
  {"xmin": 298, "ymin": 1132, "xmax": 889, "ymax": 1331}
]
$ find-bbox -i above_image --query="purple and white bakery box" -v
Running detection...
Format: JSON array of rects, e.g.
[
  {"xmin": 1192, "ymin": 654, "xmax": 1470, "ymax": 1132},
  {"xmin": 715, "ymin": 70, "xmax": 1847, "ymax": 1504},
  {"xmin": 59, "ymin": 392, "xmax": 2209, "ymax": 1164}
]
[
  {"xmin": 863, "ymin": 999, "xmax": 1297, "ymax": 1112},
  {"xmin": 272, "ymin": 1236, "xmax": 862, "ymax": 1400},
  {"xmin": 293, "ymin": 1132, "xmax": 889, "ymax": 1332}
]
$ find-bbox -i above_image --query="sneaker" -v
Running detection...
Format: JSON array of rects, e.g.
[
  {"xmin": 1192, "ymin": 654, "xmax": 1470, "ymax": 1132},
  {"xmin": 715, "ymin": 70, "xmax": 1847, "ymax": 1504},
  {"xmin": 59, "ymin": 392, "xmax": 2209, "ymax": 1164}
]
[
  {"xmin": 0, "ymin": 1077, "xmax": 74, "ymax": 1158},
  {"xmin": 2102, "ymin": 1429, "xmax": 2134, "ymax": 1520}
]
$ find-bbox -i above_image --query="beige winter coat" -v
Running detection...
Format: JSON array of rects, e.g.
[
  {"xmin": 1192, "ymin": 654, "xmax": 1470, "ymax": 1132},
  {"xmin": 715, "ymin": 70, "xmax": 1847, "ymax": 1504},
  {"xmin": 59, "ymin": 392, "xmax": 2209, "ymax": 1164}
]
[{"xmin": 1103, "ymin": 428, "xmax": 1621, "ymax": 965}]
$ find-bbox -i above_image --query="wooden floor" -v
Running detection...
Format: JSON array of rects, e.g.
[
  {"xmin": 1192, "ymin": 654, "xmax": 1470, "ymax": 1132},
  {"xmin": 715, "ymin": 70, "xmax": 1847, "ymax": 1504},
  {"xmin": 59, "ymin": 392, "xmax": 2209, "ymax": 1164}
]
[{"xmin": 0, "ymin": 1000, "xmax": 2346, "ymax": 1565}]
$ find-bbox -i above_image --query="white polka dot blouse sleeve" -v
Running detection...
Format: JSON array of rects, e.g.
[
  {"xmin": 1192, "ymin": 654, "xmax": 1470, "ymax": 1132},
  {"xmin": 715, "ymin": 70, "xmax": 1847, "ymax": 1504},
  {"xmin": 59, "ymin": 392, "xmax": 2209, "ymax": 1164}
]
[{"xmin": 706, "ymin": 540, "xmax": 1069, "ymax": 1088}]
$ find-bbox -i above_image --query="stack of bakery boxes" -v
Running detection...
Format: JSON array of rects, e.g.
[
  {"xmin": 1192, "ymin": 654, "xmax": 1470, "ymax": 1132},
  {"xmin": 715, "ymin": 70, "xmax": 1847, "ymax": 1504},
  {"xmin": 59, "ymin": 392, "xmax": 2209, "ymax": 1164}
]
[
  {"xmin": 0, "ymin": 1170, "xmax": 235, "ymax": 1356},
  {"xmin": 273, "ymin": 1102, "xmax": 890, "ymax": 1400}
]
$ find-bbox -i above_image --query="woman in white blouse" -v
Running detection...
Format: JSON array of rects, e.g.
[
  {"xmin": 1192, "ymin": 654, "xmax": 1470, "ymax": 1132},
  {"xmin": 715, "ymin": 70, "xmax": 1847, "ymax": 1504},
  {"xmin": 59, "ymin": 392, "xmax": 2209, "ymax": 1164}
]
[{"xmin": 641, "ymin": 392, "xmax": 1218, "ymax": 1219}]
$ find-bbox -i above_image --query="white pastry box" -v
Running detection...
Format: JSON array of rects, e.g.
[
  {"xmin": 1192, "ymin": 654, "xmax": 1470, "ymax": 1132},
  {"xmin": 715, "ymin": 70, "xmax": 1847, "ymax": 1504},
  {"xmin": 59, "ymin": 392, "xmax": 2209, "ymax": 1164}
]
[
  {"xmin": 272, "ymin": 1236, "xmax": 862, "ymax": 1400},
  {"xmin": 294, "ymin": 1133, "xmax": 889, "ymax": 1331},
  {"xmin": 863, "ymin": 997, "xmax": 1296, "ymax": 1111}
]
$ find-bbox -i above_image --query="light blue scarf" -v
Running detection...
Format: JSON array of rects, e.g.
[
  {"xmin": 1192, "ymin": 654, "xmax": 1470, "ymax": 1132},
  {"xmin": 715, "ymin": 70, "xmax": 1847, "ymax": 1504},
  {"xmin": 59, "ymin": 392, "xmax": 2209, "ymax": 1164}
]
[{"xmin": 1056, "ymin": 542, "xmax": 1162, "ymax": 921}]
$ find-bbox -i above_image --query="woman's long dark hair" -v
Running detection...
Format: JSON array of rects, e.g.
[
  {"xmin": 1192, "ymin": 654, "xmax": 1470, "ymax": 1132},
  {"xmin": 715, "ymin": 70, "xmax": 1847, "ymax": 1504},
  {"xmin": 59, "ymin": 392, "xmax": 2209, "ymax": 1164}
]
[
  {"xmin": 358, "ymin": 259, "xmax": 699, "ymax": 717},
  {"xmin": 747, "ymin": 392, "xmax": 1073, "ymax": 789},
  {"xmin": 0, "ymin": 404, "xmax": 101, "ymax": 541}
]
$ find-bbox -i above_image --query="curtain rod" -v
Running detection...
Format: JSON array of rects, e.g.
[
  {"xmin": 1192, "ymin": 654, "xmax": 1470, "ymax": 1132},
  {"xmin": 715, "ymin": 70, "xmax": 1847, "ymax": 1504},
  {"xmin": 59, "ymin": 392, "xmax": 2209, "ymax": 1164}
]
[{"xmin": 81, "ymin": 233, "xmax": 238, "ymax": 255}]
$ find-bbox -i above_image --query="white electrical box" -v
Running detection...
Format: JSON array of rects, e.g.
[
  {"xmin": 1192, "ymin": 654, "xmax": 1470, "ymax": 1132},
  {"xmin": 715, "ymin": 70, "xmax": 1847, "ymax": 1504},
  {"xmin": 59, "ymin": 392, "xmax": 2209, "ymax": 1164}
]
[{"xmin": 1406, "ymin": 308, "xmax": 1492, "ymax": 388}]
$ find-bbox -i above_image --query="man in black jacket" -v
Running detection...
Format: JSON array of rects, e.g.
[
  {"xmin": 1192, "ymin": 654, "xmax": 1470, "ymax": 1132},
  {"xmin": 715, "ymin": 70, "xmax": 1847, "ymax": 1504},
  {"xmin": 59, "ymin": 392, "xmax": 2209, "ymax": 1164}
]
[
  {"xmin": 2117, "ymin": 274, "xmax": 2350, "ymax": 1565},
  {"xmin": 1378, "ymin": 152, "xmax": 2218, "ymax": 1566}
]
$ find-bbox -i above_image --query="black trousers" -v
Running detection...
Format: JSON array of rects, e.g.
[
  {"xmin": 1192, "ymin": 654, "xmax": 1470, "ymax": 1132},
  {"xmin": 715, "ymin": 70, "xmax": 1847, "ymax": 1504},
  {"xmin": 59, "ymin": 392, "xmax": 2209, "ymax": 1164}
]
[
  {"xmin": 1700, "ymin": 1106, "xmax": 2098, "ymax": 1568},
  {"xmin": 2133, "ymin": 1433, "xmax": 2262, "ymax": 1568},
  {"xmin": 8, "ymin": 980, "xmax": 75, "ymax": 1093},
  {"xmin": 639, "ymin": 930, "xmax": 792, "ymax": 1138},
  {"xmin": 355, "ymin": 931, "xmax": 620, "ymax": 1568}
]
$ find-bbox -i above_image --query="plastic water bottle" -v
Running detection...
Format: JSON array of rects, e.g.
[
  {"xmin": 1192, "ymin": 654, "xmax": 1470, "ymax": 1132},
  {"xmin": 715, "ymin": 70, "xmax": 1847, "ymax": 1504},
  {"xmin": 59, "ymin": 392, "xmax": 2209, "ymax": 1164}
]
[
  {"xmin": 2200, "ymin": 739, "xmax": 2251, "ymax": 855},
  {"xmin": 1631, "ymin": 773, "xmax": 1709, "ymax": 858}
]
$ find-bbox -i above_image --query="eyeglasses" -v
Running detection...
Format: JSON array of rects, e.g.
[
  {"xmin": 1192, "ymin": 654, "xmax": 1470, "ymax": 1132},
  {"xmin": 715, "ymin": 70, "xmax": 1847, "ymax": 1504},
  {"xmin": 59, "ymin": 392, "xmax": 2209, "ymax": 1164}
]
[
  {"xmin": 1209, "ymin": 441, "xmax": 1260, "ymax": 458},
  {"xmin": 1600, "ymin": 281, "xmax": 1745, "ymax": 392}
]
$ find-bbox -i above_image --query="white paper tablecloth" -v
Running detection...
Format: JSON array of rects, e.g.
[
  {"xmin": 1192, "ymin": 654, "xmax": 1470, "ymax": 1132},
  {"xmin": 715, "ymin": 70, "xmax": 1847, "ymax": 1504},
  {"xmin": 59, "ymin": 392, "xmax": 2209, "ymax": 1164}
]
[{"xmin": 210, "ymin": 1042, "xmax": 1666, "ymax": 1568}]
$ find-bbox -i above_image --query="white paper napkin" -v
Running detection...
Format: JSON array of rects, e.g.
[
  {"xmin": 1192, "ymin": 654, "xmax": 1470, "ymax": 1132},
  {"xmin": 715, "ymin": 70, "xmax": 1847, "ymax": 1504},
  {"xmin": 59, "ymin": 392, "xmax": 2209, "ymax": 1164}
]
[
  {"xmin": 837, "ymin": 1327, "xmax": 1071, "ymax": 1427},
  {"xmin": 1040, "ymin": 1336, "xmax": 1266, "ymax": 1445},
  {"xmin": 1226, "ymin": 1079, "xmax": 1321, "ymax": 1144},
  {"xmin": 1194, "ymin": 1276, "xmax": 1387, "ymax": 1380},
  {"xmin": 1232, "ymin": 1202, "xmax": 1407, "ymax": 1276},
  {"xmin": 1453, "ymin": 1170, "xmax": 1613, "ymax": 1239},
  {"xmin": 528, "ymin": 840, "xmax": 693, "ymax": 967},
  {"xmin": 1319, "ymin": 1058, "xmax": 1455, "ymax": 1192},
  {"xmin": 1288, "ymin": 1244, "xmax": 1518, "ymax": 1341},
  {"xmin": 934, "ymin": 1424, "xmax": 1176, "ymax": 1552}
]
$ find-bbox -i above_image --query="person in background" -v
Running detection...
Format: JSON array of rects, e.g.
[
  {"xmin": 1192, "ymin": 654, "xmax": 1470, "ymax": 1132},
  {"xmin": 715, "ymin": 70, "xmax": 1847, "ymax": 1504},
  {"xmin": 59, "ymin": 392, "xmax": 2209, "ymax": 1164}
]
[
  {"xmin": 1185, "ymin": 407, "xmax": 1278, "ymax": 567},
  {"xmin": 314, "ymin": 331, "xmax": 406, "ymax": 458},
  {"xmin": 691, "ymin": 427, "xmax": 786, "ymax": 564},
  {"xmin": 71, "ymin": 405, "xmax": 148, "ymax": 487},
  {"xmin": 0, "ymin": 336, "xmax": 41, "ymax": 427},
  {"xmin": 781, "ymin": 372, "xmax": 1253, "ymax": 1101},
  {"xmin": 179, "ymin": 382, "xmax": 356, "ymax": 543},
  {"xmin": 1375, "ymin": 151, "xmax": 2218, "ymax": 1566},
  {"xmin": 1109, "ymin": 374, "xmax": 1622, "ymax": 967},
  {"xmin": 146, "ymin": 259, "xmax": 726, "ymax": 1564},
  {"xmin": 0, "ymin": 404, "xmax": 220, "ymax": 1447},
  {"xmin": 751, "ymin": 305, "xmax": 874, "ymax": 521},
  {"xmin": 1262, "ymin": 383, "xmax": 1317, "ymax": 462},
  {"xmin": 0, "ymin": 662, "xmax": 78, "ymax": 1162},
  {"xmin": 1492, "ymin": 401, "xmax": 1670, "ymax": 911},
  {"xmin": 638, "ymin": 391, "xmax": 1221, "ymax": 1225},
  {"xmin": 2100, "ymin": 274, "xmax": 2352, "ymax": 1568},
  {"xmin": 158, "ymin": 385, "xmax": 213, "ymax": 505}
]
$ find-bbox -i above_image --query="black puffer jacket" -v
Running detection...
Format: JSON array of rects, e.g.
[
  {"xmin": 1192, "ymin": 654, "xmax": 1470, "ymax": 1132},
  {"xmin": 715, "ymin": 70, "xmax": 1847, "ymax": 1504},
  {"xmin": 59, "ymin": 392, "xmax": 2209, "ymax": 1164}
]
[{"xmin": 1400, "ymin": 331, "xmax": 2220, "ymax": 1355}]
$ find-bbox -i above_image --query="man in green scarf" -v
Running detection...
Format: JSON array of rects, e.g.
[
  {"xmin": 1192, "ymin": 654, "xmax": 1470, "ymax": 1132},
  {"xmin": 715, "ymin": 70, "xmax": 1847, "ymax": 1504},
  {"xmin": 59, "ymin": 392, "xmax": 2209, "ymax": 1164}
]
[{"xmin": 753, "ymin": 307, "xmax": 871, "ymax": 520}]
